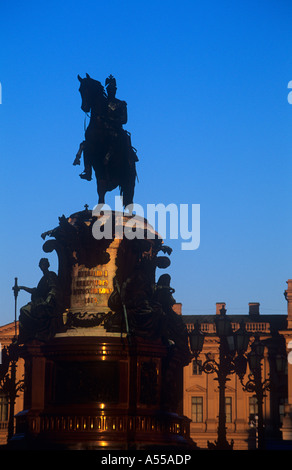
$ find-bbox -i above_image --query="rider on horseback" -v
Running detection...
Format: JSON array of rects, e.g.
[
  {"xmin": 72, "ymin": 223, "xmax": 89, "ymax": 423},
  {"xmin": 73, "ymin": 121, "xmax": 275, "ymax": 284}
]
[
  {"xmin": 103, "ymin": 75, "xmax": 137, "ymax": 169},
  {"xmin": 74, "ymin": 75, "xmax": 138, "ymax": 183}
]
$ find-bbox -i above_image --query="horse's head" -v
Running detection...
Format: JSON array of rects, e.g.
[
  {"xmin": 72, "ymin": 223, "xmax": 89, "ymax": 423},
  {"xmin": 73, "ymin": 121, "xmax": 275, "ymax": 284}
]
[{"xmin": 77, "ymin": 73, "xmax": 106, "ymax": 114}]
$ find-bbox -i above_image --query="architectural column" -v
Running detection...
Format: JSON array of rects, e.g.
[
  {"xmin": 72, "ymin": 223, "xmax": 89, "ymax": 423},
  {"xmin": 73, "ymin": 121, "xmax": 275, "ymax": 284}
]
[{"xmin": 281, "ymin": 280, "xmax": 292, "ymax": 440}]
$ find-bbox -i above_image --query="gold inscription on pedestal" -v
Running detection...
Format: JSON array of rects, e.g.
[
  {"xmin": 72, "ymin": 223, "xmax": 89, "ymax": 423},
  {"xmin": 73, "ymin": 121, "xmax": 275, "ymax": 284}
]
[{"xmin": 71, "ymin": 268, "xmax": 113, "ymax": 307}]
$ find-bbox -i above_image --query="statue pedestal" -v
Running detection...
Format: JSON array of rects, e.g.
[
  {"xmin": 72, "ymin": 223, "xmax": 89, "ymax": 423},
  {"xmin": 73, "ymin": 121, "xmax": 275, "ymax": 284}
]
[
  {"xmin": 14, "ymin": 333, "xmax": 193, "ymax": 450},
  {"xmin": 13, "ymin": 209, "xmax": 195, "ymax": 450},
  {"xmin": 281, "ymin": 406, "xmax": 292, "ymax": 441}
]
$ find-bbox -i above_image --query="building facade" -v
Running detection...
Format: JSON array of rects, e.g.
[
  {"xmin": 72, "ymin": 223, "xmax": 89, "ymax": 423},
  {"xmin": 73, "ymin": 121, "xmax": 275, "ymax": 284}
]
[
  {"xmin": 182, "ymin": 301, "xmax": 287, "ymax": 449},
  {"xmin": 0, "ymin": 322, "xmax": 24, "ymax": 445},
  {"xmin": 1, "ymin": 280, "xmax": 292, "ymax": 449}
]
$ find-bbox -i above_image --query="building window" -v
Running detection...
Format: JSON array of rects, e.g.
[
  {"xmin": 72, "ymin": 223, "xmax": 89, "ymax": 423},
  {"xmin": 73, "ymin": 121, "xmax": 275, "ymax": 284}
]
[
  {"xmin": 192, "ymin": 360, "xmax": 202, "ymax": 375},
  {"xmin": 225, "ymin": 397, "xmax": 232, "ymax": 423},
  {"xmin": 249, "ymin": 396, "xmax": 258, "ymax": 424},
  {"xmin": 249, "ymin": 396, "xmax": 259, "ymax": 428},
  {"xmin": 0, "ymin": 394, "xmax": 8, "ymax": 422},
  {"xmin": 191, "ymin": 396, "xmax": 203, "ymax": 423}
]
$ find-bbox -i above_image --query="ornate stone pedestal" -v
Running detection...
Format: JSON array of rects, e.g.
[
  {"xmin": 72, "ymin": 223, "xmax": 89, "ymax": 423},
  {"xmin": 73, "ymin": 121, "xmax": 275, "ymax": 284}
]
[
  {"xmin": 14, "ymin": 335, "xmax": 193, "ymax": 450},
  {"xmin": 12, "ymin": 209, "xmax": 195, "ymax": 450}
]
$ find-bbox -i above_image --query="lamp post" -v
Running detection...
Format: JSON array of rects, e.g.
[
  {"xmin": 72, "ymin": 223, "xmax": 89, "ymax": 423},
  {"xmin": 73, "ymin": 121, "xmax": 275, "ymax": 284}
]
[
  {"xmin": 239, "ymin": 335, "xmax": 270, "ymax": 450},
  {"xmin": 12, "ymin": 277, "xmax": 20, "ymax": 338},
  {"xmin": 189, "ymin": 321, "xmax": 205, "ymax": 360},
  {"xmin": 189, "ymin": 308, "xmax": 249, "ymax": 450},
  {"xmin": 0, "ymin": 279, "xmax": 23, "ymax": 441}
]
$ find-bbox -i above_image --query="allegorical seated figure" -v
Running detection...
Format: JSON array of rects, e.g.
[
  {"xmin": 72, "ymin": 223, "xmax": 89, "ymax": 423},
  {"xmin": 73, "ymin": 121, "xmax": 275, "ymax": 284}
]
[
  {"xmin": 18, "ymin": 258, "xmax": 61, "ymax": 342},
  {"xmin": 154, "ymin": 274, "xmax": 191, "ymax": 360}
]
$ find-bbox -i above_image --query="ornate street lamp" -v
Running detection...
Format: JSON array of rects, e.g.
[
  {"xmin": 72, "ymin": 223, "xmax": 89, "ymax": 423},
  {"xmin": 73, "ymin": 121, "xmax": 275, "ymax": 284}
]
[
  {"xmin": 189, "ymin": 309, "xmax": 250, "ymax": 450},
  {"xmin": 189, "ymin": 321, "xmax": 205, "ymax": 360},
  {"xmin": 234, "ymin": 321, "xmax": 250, "ymax": 355},
  {"xmin": 0, "ymin": 279, "xmax": 23, "ymax": 442},
  {"xmin": 275, "ymin": 354, "xmax": 286, "ymax": 375},
  {"xmin": 240, "ymin": 335, "xmax": 269, "ymax": 450},
  {"xmin": 248, "ymin": 336, "xmax": 265, "ymax": 369},
  {"xmin": 0, "ymin": 341, "xmax": 23, "ymax": 441},
  {"xmin": 214, "ymin": 306, "xmax": 236, "ymax": 353},
  {"xmin": 213, "ymin": 306, "xmax": 228, "ymax": 334}
]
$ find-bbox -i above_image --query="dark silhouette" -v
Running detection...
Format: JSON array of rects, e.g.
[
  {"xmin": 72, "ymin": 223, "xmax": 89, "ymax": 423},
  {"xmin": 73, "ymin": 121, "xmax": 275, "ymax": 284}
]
[
  {"xmin": 18, "ymin": 258, "xmax": 61, "ymax": 342},
  {"xmin": 74, "ymin": 73, "xmax": 138, "ymax": 207}
]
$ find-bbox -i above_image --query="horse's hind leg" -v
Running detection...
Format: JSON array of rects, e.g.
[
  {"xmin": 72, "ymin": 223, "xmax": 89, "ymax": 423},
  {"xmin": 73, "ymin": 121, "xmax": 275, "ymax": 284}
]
[
  {"xmin": 97, "ymin": 179, "xmax": 106, "ymax": 205},
  {"xmin": 122, "ymin": 166, "xmax": 136, "ymax": 207}
]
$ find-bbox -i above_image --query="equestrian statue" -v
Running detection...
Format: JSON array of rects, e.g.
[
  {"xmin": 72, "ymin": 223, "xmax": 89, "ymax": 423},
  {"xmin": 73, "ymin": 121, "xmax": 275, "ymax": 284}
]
[{"xmin": 74, "ymin": 73, "xmax": 138, "ymax": 207}]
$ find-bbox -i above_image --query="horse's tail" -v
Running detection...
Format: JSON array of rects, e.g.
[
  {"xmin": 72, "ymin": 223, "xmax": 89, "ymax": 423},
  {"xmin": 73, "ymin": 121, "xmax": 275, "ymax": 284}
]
[{"xmin": 120, "ymin": 162, "xmax": 137, "ymax": 208}]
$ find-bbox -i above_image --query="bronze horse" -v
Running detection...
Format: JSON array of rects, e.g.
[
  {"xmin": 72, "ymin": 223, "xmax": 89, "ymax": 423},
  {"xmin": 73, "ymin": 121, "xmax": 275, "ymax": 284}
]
[{"xmin": 74, "ymin": 74, "xmax": 138, "ymax": 207}]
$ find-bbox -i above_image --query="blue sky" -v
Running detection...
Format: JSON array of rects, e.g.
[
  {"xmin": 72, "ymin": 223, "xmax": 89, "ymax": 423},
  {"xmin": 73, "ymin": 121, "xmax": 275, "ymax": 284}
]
[{"xmin": 1, "ymin": 0, "xmax": 292, "ymax": 325}]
